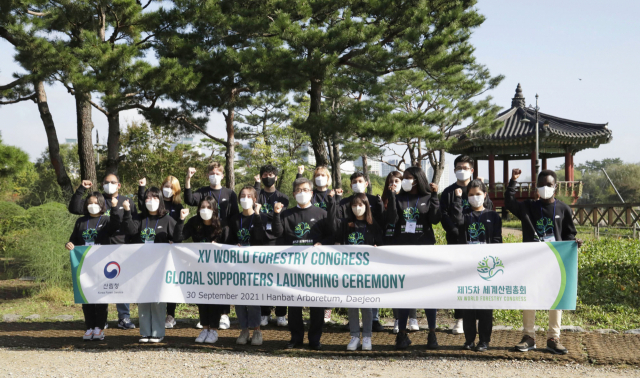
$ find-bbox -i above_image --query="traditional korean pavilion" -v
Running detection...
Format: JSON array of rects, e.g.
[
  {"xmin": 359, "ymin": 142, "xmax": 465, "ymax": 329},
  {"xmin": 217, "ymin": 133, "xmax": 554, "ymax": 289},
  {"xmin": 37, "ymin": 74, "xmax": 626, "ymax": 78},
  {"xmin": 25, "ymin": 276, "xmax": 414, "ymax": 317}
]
[{"xmin": 448, "ymin": 84, "xmax": 612, "ymax": 207}]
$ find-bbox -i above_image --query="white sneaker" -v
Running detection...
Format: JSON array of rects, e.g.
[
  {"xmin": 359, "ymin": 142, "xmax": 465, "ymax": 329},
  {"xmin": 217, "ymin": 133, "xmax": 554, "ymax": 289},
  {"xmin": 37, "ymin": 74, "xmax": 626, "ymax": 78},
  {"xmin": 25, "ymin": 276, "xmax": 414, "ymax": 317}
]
[
  {"xmin": 276, "ymin": 316, "xmax": 288, "ymax": 327},
  {"xmin": 362, "ymin": 336, "xmax": 372, "ymax": 351},
  {"xmin": 451, "ymin": 318, "xmax": 464, "ymax": 335},
  {"xmin": 195, "ymin": 329, "xmax": 208, "ymax": 343},
  {"xmin": 92, "ymin": 327, "xmax": 104, "ymax": 341},
  {"xmin": 408, "ymin": 318, "xmax": 419, "ymax": 331},
  {"xmin": 204, "ymin": 329, "xmax": 218, "ymax": 344},
  {"xmin": 324, "ymin": 309, "xmax": 332, "ymax": 323},
  {"xmin": 165, "ymin": 315, "xmax": 176, "ymax": 329},
  {"xmin": 219, "ymin": 314, "xmax": 230, "ymax": 330},
  {"xmin": 236, "ymin": 329, "xmax": 250, "ymax": 345},
  {"xmin": 139, "ymin": 336, "xmax": 150, "ymax": 343},
  {"xmin": 393, "ymin": 319, "xmax": 399, "ymax": 334},
  {"xmin": 347, "ymin": 336, "xmax": 360, "ymax": 351},
  {"xmin": 83, "ymin": 329, "xmax": 93, "ymax": 341},
  {"xmin": 149, "ymin": 337, "xmax": 163, "ymax": 343},
  {"xmin": 260, "ymin": 315, "xmax": 270, "ymax": 326},
  {"xmin": 251, "ymin": 330, "xmax": 263, "ymax": 345},
  {"xmin": 195, "ymin": 322, "xmax": 203, "ymax": 329}
]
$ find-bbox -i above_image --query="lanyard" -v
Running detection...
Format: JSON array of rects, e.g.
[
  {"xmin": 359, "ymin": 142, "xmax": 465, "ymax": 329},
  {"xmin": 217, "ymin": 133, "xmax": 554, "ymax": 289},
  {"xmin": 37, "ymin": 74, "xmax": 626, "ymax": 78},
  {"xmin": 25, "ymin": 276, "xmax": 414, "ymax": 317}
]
[
  {"xmin": 146, "ymin": 218, "xmax": 160, "ymax": 233},
  {"xmin": 209, "ymin": 189, "xmax": 222, "ymax": 208},
  {"xmin": 314, "ymin": 190, "xmax": 328, "ymax": 206},
  {"xmin": 406, "ymin": 196, "xmax": 420, "ymax": 216},
  {"xmin": 471, "ymin": 209, "xmax": 486, "ymax": 224},
  {"xmin": 87, "ymin": 216, "xmax": 103, "ymax": 231},
  {"xmin": 240, "ymin": 214, "xmax": 253, "ymax": 231},
  {"xmin": 538, "ymin": 200, "xmax": 557, "ymax": 236},
  {"xmin": 262, "ymin": 190, "xmax": 276, "ymax": 205}
]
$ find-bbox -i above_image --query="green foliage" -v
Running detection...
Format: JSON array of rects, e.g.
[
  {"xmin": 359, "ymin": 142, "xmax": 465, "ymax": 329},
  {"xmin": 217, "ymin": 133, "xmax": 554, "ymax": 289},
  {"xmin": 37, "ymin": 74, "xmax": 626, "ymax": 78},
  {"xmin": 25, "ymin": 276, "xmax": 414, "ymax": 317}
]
[{"xmin": 572, "ymin": 161, "xmax": 640, "ymax": 204}]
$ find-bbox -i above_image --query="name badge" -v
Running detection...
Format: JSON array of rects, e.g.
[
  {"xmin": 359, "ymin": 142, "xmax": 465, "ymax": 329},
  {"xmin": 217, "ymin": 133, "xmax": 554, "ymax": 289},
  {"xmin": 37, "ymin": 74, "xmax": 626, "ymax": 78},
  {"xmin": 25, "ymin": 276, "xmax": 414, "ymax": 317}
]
[
  {"xmin": 86, "ymin": 242, "xmax": 95, "ymax": 246},
  {"xmin": 468, "ymin": 241, "xmax": 486, "ymax": 245},
  {"xmin": 405, "ymin": 220, "xmax": 417, "ymax": 234},
  {"xmin": 266, "ymin": 223, "xmax": 272, "ymax": 231},
  {"xmin": 542, "ymin": 235, "xmax": 556, "ymax": 242},
  {"xmin": 145, "ymin": 240, "xmax": 155, "ymax": 244}
]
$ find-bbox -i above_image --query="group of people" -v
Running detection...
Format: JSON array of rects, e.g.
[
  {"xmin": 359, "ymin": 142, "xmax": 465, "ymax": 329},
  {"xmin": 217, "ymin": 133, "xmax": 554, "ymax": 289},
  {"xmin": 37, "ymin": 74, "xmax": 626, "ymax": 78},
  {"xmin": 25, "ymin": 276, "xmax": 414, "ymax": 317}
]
[{"xmin": 65, "ymin": 155, "xmax": 581, "ymax": 354}]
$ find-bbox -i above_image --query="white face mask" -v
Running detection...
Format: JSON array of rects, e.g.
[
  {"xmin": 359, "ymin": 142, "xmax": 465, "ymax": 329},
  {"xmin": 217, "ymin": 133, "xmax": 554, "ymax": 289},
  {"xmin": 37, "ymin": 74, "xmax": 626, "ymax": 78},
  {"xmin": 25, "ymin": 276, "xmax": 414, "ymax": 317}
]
[
  {"xmin": 162, "ymin": 187, "xmax": 174, "ymax": 198},
  {"xmin": 295, "ymin": 192, "xmax": 312, "ymax": 206},
  {"xmin": 351, "ymin": 182, "xmax": 366, "ymax": 194},
  {"xmin": 315, "ymin": 175, "xmax": 328, "ymax": 187},
  {"xmin": 468, "ymin": 195, "xmax": 484, "ymax": 208},
  {"xmin": 240, "ymin": 198, "xmax": 253, "ymax": 210},
  {"xmin": 87, "ymin": 204, "xmax": 101, "ymax": 215},
  {"xmin": 401, "ymin": 179, "xmax": 414, "ymax": 192},
  {"xmin": 351, "ymin": 205, "xmax": 366, "ymax": 217},
  {"xmin": 455, "ymin": 169, "xmax": 472, "ymax": 181},
  {"xmin": 145, "ymin": 199, "xmax": 160, "ymax": 212},
  {"xmin": 103, "ymin": 183, "xmax": 118, "ymax": 195},
  {"xmin": 199, "ymin": 208, "xmax": 213, "ymax": 220},
  {"xmin": 209, "ymin": 174, "xmax": 223, "ymax": 186},
  {"xmin": 538, "ymin": 186, "xmax": 555, "ymax": 200}
]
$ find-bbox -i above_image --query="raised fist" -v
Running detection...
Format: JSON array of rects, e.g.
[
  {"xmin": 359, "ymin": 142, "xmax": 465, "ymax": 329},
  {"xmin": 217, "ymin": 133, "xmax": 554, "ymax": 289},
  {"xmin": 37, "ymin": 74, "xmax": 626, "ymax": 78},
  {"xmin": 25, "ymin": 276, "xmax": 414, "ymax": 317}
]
[
  {"xmin": 476, "ymin": 176, "xmax": 484, "ymax": 183},
  {"xmin": 429, "ymin": 183, "xmax": 438, "ymax": 193},
  {"xmin": 139, "ymin": 177, "xmax": 146, "ymax": 186},
  {"xmin": 297, "ymin": 165, "xmax": 305, "ymax": 175},
  {"xmin": 254, "ymin": 203, "xmax": 262, "ymax": 213},
  {"xmin": 180, "ymin": 208, "xmax": 190, "ymax": 220},
  {"xmin": 81, "ymin": 180, "xmax": 92, "ymax": 189},
  {"xmin": 65, "ymin": 242, "xmax": 74, "ymax": 251},
  {"xmin": 512, "ymin": 168, "xmax": 522, "ymax": 181},
  {"xmin": 187, "ymin": 167, "xmax": 197, "ymax": 180},
  {"xmin": 274, "ymin": 202, "xmax": 284, "ymax": 214},
  {"xmin": 454, "ymin": 188, "xmax": 462, "ymax": 197},
  {"xmin": 254, "ymin": 174, "xmax": 260, "ymax": 182},
  {"xmin": 328, "ymin": 190, "xmax": 335, "ymax": 197},
  {"xmin": 122, "ymin": 199, "xmax": 130, "ymax": 211},
  {"xmin": 335, "ymin": 188, "xmax": 344, "ymax": 196},
  {"xmin": 111, "ymin": 196, "xmax": 119, "ymax": 207}
]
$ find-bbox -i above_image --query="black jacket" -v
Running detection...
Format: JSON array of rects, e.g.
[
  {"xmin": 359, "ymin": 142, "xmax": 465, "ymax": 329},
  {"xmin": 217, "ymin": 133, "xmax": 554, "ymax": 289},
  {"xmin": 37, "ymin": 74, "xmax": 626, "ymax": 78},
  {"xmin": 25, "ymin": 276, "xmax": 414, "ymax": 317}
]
[
  {"xmin": 184, "ymin": 186, "xmax": 239, "ymax": 222},
  {"xmin": 389, "ymin": 191, "xmax": 441, "ymax": 245},
  {"xmin": 440, "ymin": 182, "xmax": 494, "ymax": 245},
  {"xmin": 122, "ymin": 211, "xmax": 184, "ymax": 244},
  {"xmin": 68, "ymin": 214, "xmax": 122, "ymax": 246},
  {"xmin": 138, "ymin": 185, "xmax": 184, "ymax": 223},
  {"xmin": 271, "ymin": 200, "xmax": 335, "ymax": 246},
  {"xmin": 450, "ymin": 196, "xmax": 502, "ymax": 244},
  {"xmin": 227, "ymin": 212, "xmax": 267, "ymax": 246},
  {"xmin": 253, "ymin": 182, "xmax": 290, "ymax": 245}
]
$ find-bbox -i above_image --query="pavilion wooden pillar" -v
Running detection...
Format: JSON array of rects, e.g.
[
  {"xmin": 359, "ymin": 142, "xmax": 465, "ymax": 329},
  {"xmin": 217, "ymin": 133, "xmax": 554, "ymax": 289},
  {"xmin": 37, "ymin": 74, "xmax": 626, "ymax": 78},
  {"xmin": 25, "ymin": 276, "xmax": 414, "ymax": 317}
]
[
  {"xmin": 473, "ymin": 158, "xmax": 479, "ymax": 179},
  {"xmin": 542, "ymin": 157, "xmax": 548, "ymax": 171},
  {"xmin": 488, "ymin": 153, "xmax": 495, "ymax": 188},
  {"xmin": 503, "ymin": 159, "xmax": 509, "ymax": 185},
  {"xmin": 565, "ymin": 149, "xmax": 573, "ymax": 182},
  {"xmin": 570, "ymin": 152, "xmax": 575, "ymax": 181},
  {"xmin": 531, "ymin": 149, "xmax": 537, "ymax": 182}
]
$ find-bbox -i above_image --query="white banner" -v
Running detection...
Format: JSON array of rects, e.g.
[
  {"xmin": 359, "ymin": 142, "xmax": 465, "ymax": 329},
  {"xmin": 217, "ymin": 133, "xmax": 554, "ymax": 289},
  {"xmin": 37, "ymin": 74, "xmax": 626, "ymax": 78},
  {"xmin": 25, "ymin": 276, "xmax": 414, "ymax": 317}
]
[{"xmin": 71, "ymin": 242, "xmax": 578, "ymax": 310}]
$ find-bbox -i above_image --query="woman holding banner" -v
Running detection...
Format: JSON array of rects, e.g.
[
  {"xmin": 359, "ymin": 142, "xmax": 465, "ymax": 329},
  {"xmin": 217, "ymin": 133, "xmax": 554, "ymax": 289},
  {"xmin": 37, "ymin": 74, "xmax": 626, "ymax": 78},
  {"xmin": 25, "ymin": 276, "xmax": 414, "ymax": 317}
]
[
  {"xmin": 65, "ymin": 192, "xmax": 122, "ymax": 341},
  {"xmin": 389, "ymin": 166, "xmax": 441, "ymax": 350},
  {"xmin": 180, "ymin": 195, "xmax": 229, "ymax": 344},
  {"xmin": 122, "ymin": 187, "xmax": 186, "ymax": 343}
]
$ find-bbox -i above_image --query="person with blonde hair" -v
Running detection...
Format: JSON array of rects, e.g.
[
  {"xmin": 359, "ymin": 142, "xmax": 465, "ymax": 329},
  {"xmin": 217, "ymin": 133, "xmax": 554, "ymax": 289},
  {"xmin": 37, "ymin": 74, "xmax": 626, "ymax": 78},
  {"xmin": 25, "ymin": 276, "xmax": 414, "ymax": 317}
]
[{"xmin": 296, "ymin": 165, "xmax": 332, "ymax": 210}]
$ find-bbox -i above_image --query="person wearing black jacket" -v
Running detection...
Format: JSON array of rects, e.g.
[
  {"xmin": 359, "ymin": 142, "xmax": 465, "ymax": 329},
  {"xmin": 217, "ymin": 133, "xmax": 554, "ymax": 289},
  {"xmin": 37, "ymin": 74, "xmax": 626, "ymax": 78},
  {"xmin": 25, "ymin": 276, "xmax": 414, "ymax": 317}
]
[
  {"xmin": 67, "ymin": 173, "xmax": 137, "ymax": 330},
  {"xmin": 271, "ymin": 177, "xmax": 334, "ymax": 350},
  {"xmin": 440, "ymin": 155, "xmax": 494, "ymax": 334},
  {"xmin": 390, "ymin": 166, "xmax": 441, "ymax": 350},
  {"xmin": 121, "ymin": 187, "xmax": 185, "ymax": 343},
  {"xmin": 252, "ymin": 164, "xmax": 290, "ymax": 327},
  {"xmin": 451, "ymin": 179, "xmax": 502, "ymax": 352},
  {"xmin": 65, "ymin": 192, "xmax": 122, "ymax": 341},
  {"xmin": 331, "ymin": 193, "xmax": 383, "ymax": 351},
  {"xmin": 296, "ymin": 165, "xmax": 333, "ymax": 210},
  {"xmin": 184, "ymin": 162, "xmax": 238, "ymax": 328},
  {"xmin": 506, "ymin": 168, "xmax": 581, "ymax": 355},
  {"xmin": 336, "ymin": 172, "xmax": 385, "ymax": 226},
  {"xmin": 138, "ymin": 176, "xmax": 185, "ymax": 329},
  {"xmin": 181, "ymin": 196, "xmax": 229, "ymax": 345}
]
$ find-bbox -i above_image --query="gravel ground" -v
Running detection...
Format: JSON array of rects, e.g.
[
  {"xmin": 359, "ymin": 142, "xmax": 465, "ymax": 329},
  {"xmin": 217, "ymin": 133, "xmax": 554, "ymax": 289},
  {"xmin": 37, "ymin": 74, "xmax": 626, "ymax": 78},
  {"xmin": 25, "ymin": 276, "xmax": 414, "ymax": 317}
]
[{"xmin": 1, "ymin": 349, "xmax": 638, "ymax": 377}]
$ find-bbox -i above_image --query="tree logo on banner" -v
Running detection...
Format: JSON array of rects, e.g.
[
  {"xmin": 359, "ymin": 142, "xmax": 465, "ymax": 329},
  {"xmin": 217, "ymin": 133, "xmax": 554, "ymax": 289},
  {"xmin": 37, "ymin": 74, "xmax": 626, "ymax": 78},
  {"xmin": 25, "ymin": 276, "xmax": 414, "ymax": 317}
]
[
  {"xmin": 294, "ymin": 222, "xmax": 311, "ymax": 238},
  {"xmin": 347, "ymin": 232, "xmax": 365, "ymax": 245},
  {"xmin": 477, "ymin": 256, "xmax": 504, "ymax": 281}
]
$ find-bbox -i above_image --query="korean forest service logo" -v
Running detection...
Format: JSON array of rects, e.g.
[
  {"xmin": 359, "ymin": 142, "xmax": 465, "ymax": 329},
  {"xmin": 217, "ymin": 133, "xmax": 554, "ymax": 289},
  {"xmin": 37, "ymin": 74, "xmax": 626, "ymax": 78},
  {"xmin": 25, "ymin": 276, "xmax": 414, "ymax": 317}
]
[
  {"xmin": 477, "ymin": 256, "xmax": 504, "ymax": 281},
  {"xmin": 104, "ymin": 261, "xmax": 121, "ymax": 279}
]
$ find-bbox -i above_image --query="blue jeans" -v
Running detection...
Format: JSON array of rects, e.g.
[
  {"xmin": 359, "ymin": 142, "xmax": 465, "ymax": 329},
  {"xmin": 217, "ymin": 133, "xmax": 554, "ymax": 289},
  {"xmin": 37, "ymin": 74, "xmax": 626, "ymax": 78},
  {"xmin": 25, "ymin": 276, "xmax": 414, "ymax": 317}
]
[
  {"xmin": 372, "ymin": 308, "xmax": 379, "ymax": 322},
  {"xmin": 117, "ymin": 303, "xmax": 130, "ymax": 319},
  {"xmin": 236, "ymin": 305, "xmax": 261, "ymax": 329}
]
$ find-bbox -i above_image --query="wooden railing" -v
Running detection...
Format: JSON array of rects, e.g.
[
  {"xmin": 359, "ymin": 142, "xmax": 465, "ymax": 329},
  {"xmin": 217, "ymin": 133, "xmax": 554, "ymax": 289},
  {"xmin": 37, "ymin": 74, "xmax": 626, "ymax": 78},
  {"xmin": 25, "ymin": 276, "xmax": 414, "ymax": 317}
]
[
  {"xmin": 488, "ymin": 181, "xmax": 583, "ymax": 203},
  {"xmin": 570, "ymin": 203, "xmax": 640, "ymax": 227}
]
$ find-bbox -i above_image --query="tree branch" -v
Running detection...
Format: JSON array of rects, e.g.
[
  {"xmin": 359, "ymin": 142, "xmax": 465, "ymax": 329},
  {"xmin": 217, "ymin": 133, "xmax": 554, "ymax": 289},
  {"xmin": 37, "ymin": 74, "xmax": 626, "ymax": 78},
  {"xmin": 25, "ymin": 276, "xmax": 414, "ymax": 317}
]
[
  {"xmin": 0, "ymin": 77, "xmax": 25, "ymax": 91},
  {"xmin": 0, "ymin": 93, "xmax": 37, "ymax": 105},
  {"xmin": 175, "ymin": 116, "xmax": 227, "ymax": 146}
]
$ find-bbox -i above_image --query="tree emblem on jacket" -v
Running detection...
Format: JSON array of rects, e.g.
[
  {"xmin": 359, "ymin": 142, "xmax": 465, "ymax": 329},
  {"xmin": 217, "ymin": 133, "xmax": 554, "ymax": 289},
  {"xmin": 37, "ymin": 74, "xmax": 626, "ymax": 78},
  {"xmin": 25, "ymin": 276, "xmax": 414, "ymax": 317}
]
[
  {"xmin": 477, "ymin": 256, "xmax": 504, "ymax": 281},
  {"xmin": 468, "ymin": 222, "xmax": 486, "ymax": 242},
  {"xmin": 141, "ymin": 228, "xmax": 156, "ymax": 242},
  {"xmin": 347, "ymin": 232, "xmax": 365, "ymax": 245},
  {"xmin": 82, "ymin": 228, "xmax": 98, "ymax": 242},
  {"xmin": 294, "ymin": 222, "xmax": 311, "ymax": 238},
  {"xmin": 536, "ymin": 217, "xmax": 553, "ymax": 236},
  {"xmin": 238, "ymin": 228, "xmax": 251, "ymax": 245},
  {"xmin": 403, "ymin": 207, "xmax": 419, "ymax": 220}
]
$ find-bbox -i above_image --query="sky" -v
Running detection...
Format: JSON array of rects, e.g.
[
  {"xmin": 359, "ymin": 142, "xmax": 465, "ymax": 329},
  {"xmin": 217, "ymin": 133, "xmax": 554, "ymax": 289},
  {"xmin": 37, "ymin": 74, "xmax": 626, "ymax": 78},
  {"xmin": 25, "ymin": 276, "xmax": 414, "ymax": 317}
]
[{"xmin": 1, "ymin": 0, "xmax": 638, "ymax": 185}]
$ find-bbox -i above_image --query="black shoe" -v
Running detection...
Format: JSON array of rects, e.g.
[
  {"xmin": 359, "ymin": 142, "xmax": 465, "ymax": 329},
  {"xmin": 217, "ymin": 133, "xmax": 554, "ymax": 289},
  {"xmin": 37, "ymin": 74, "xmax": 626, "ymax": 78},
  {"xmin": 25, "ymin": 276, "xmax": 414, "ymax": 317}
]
[
  {"xmin": 395, "ymin": 332, "xmax": 412, "ymax": 350},
  {"xmin": 286, "ymin": 341, "xmax": 303, "ymax": 349},
  {"xmin": 475, "ymin": 341, "xmax": 489, "ymax": 352},
  {"xmin": 371, "ymin": 320, "xmax": 384, "ymax": 332},
  {"xmin": 426, "ymin": 332, "xmax": 439, "ymax": 350},
  {"xmin": 462, "ymin": 341, "xmax": 475, "ymax": 350},
  {"xmin": 309, "ymin": 343, "xmax": 322, "ymax": 351}
]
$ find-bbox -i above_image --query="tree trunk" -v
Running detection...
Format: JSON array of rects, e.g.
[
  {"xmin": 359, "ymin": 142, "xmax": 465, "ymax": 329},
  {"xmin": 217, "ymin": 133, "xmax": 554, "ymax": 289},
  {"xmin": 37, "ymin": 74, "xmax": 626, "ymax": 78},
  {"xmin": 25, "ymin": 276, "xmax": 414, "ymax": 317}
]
[
  {"xmin": 332, "ymin": 136, "xmax": 342, "ymax": 189},
  {"xmin": 361, "ymin": 154, "xmax": 372, "ymax": 195},
  {"xmin": 429, "ymin": 148, "xmax": 446, "ymax": 185},
  {"xmin": 224, "ymin": 107, "xmax": 236, "ymax": 189},
  {"xmin": 326, "ymin": 136, "xmax": 336, "ymax": 182},
  {"xmin": 307, "ymin": 79, "xmax": 329, "ymax": 167},
  {"xmin": 35, "ymin": 81, "xmax": 73, "ymax": 195},
  {"xmin": 74, "ymin": 89, "xmax": 97, "ymax": 184},
  {"xmin": 105, "ymin": 110, "xmax": 120, "ymax": 175},
  {"xmin": 407, "ymin": 141, "xmax": 418, "ymax": 168}
]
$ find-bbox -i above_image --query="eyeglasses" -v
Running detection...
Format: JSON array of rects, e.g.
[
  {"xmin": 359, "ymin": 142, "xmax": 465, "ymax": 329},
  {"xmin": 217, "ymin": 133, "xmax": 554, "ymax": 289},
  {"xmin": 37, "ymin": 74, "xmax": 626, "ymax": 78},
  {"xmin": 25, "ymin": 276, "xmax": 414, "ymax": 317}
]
[{"xmin": 293, "ymin": 188, "xmax": 312, "ymax": 194}]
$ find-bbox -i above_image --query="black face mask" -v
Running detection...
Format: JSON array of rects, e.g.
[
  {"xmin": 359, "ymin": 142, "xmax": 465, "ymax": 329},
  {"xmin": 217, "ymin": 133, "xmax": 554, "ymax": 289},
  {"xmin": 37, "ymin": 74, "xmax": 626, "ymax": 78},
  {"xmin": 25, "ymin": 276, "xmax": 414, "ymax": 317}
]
[{"xmin": 261, "ymin": 176, "xmax": 276, "ymax": 188}]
